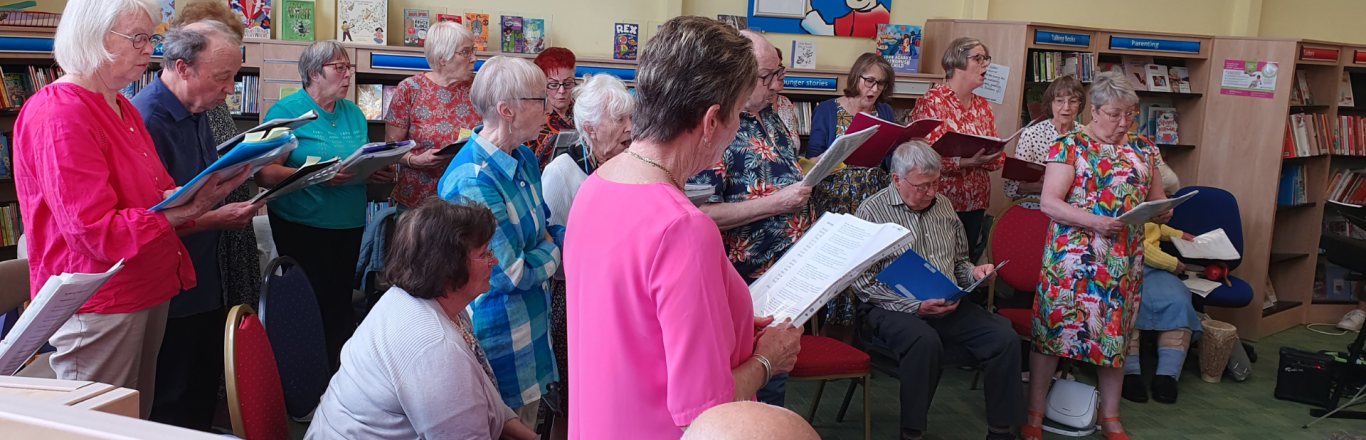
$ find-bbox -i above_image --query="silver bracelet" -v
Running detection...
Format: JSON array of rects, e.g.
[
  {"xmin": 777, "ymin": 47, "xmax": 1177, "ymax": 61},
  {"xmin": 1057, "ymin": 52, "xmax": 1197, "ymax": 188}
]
[{"xmin": 753, "ymin": 354, "xmax": 773, "ymax": 384}]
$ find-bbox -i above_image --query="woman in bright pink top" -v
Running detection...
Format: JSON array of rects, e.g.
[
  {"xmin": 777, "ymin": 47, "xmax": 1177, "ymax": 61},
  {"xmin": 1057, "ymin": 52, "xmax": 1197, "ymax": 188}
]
[
  {"xmin": 12, "ymin": 0, "xmax": 246, "ymax": 418},
  {"xmin": 563, "ymin": 17, "xmax": 801, "ymax": 439}
]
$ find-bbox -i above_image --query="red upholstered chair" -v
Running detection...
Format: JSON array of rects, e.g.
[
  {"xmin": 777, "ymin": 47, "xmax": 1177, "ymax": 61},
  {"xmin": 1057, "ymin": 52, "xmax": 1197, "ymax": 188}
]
[
  {"xmin": 985, "ymin": 198, "xmax": 1052, "ymax": 337},
  {"xmin": 225, "ymin": 304, "xmax": 290, "ymax": 440},
  {"xmin": 789, "ymin": 319, "xmax": 871, "ymax": 440}
]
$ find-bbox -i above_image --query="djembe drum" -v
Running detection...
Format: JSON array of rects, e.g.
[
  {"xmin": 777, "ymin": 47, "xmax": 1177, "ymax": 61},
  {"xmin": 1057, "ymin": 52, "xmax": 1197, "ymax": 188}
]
[{"xmin": 1199, "ymin": 319, "xmax": 1238, "ymax": 383}]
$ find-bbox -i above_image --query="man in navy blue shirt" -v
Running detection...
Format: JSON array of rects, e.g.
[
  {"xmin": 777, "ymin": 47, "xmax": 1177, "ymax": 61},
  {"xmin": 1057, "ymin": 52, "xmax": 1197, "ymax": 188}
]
[{"xmin": 132, "ymin": 19, "xmax": 260, "ymax": 431}]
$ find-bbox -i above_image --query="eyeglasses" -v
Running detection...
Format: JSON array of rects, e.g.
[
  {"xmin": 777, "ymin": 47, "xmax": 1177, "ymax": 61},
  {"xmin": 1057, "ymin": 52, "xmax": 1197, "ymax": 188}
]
[
  {"xmin": 547, "ymin": 80, "xmax": 575, "ymax": 91},
  {"xmin": 966, "ymin": 54, "xmax": 992, "ymax": 64},
  {"xmin": 758, "ymin": 66, "xmax": 786, "ymax": 87},
  {"xmin": 520, "ymin": 97, "xmax": 547, "ymax": 110},
  {"xmin": 1098, "ymin": 107, "xmax": 1137, "ymax": 122},
  {"xmin": 908, "ymin": 180, "xmax": 938, "ymax": 194},
  {"xmin": 860, "ymin": 75, "xmax": 889, "ymax": 89},
  {"xmin": 1052, "ymin": 97, "xmax": 1082, "ymax": 106},
  {"xmin": 323, "ymin": 62, "xmax": 355, "ymax": 73},
  {"xmin": 473, "ymin": 248, "xmax": 496, "ymax": 266},
  {"xmin": 109, "ymin": 30, "xmax": 162, "ymax": 50},
  {"xmin": 455, "ymin": 47, "xmax": 476, "ymax": 57}
]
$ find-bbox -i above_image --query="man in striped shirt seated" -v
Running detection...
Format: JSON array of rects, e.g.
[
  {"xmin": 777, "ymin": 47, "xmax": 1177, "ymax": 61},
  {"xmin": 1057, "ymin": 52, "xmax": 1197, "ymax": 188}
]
[{"xmin": 850, "ymin": 140, "xmax": 1022, "ymax": 440}]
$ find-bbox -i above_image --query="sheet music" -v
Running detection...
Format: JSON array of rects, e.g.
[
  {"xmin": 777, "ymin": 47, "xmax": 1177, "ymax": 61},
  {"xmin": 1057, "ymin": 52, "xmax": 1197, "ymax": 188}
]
[
  {"xmin": 1116, "ymin": 191, "xmax": 1198, "ymax": 225},
  {"xmin": 0, "ymin": 260, "xmax": 125, "ymax": 375},
  {"xmin": 1183, "ymin": 276, "xmax": 1222, "ymax": 297},
  {"xmin": 802, "ymin": 126, "xmax": 877, "ymax": 186},
  {"xmin": 339, "ymin": 141, "xmax": 414, "ymax": 184},
  {"xmin": 1171, "ymin": 228, "xmax": 1241, "ymax": 260}
]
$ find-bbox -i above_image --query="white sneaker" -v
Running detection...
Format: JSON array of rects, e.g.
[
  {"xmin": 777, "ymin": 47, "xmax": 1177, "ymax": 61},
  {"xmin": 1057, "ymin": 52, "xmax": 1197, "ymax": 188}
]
[{"xmin": 1338, "ymin": 309, "xmax": 1366, "ymax": 331}]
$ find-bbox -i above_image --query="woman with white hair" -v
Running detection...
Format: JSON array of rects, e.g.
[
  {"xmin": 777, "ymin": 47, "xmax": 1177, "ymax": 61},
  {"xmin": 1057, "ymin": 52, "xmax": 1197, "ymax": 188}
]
[
  {"xmin": 11, "ymin": 0, "xmax": 248, "ymax": 418},
  {"xmin": 437, "ymin": 55, "xmax": 561, "ymax": 429},
  {"xmin": 385, "ymin": 20, "xmax": 481, "ymax": 209},
  {"xmin": 1026, "ymin": 71, "xmax": 1172, "ymax": 440}
]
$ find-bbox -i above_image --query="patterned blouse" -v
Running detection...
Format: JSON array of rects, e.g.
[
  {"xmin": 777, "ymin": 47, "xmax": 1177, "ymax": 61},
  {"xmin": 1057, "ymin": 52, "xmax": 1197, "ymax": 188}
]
[
  {"xmin": 773, "ymin": 95, "xmax": 800, "ymax": 139},
  {"xmin": 384, "ymin": 73, "xmax": 480, "ymax": 208},
  {"xmin": 1004, "ymin": 119, "xmax": 1078, "ymax": 209},
  {"xmin": 909, "ymin": 83, "xmax": 1003, "ymax": 212},
  {"xmin": 688, "ymin": 107, "xmax": 815, "ymax": 282},
  {"xmin": 528, "ymin": 107, "xmax": 575, "ymax": 170}
]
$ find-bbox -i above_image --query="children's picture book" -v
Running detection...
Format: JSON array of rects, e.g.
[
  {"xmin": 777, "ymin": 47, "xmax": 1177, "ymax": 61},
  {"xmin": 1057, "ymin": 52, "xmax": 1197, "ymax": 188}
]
[
  {"xmin": 875, "ymin": 24, "xmax": 921, "ymax": 73},
  {"xmin": 337, "ymin": 0, "xmax": 387, "ymax": 46},
  {"xmin": 403, "ymin": 8, "xmax": 429, "ymax": 47},
  {"xmin": 154, "ymin": 0, "xmax": 175, "ymax": 37},
  {"xmin": 501, "ymin": 16, "xmax": 523, "ymax": 53},
  {"xmin": 227, "ymin": 81, "xmax": 244, "ymax": 115},
  {"xmin": 436, "ymin": 14, "xmax": 461, "ymax": 24},
  {"xmin": 1121, "ymin": 55, "xmax": 1154, "ymax": 90},
  {"xmin": 524, "ymin": 18, "xmax": 545, "ymax": 54},
  {"xmin": 357, "ymin": 84, "xmax": 383, "ymax": 120},
  {"xmin": 1145, "ymin": 64, "xmax": 1171, "ymax": 92},
  {"xmin": 1150, "ymin": 107, "xmax": 1179, "ymax": 144},
  {"xmin": 230, "ymin": 0, "xmax": 271, "ymax": 39},
  {"xmin": 791, "ymin": 40, "xmax": 816, "ymax": 69},
  {"xmin": 614, "ymin": 23, "xmax": 639, "ymax": 61},
  {"xmin": 1171, "ymin": 66, "xmax": 1192, "ymax": 93},
  {"xmin": 281, "ymin": 0, "xmax": 314, "ymax": 42},
  {"xmin": 2, "ymin": 72, "xmax": 33, "ymax": 109},
  {"xmin": 717, "ymin": 14, "xmax": 747, "ymax": 30},
  {"xmin": 1341, "ymin": 71, "xmax": 1356, "ymax": 107},
  {"xmin": 0, "ymin": 134, "xmax": 11, "ymax": 180},
  {"xmin": 466, "ymin": 13, "xmax": 489, "ymax": 51},
  {"xmin": 1100, "ymin": 62, "xmax": 1124, "ymax": 77}
]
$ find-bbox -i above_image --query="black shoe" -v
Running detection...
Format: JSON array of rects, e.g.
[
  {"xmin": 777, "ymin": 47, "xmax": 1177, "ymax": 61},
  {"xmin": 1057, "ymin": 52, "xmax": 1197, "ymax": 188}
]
[
  {"xmin": 1122, "ymin": 375, "xmax": 1148, "ymax": 402},
  {"xmin": 1151, "ymin": 375, "xmax": 1179, "ymax": 403}
]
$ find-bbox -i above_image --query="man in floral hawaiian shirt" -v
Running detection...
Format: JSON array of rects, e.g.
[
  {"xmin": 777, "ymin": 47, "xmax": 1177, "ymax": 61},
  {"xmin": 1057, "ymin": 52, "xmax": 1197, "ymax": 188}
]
[{"xmin": 687, "ymin": 30, "xmax": 813, "ymax": 407}]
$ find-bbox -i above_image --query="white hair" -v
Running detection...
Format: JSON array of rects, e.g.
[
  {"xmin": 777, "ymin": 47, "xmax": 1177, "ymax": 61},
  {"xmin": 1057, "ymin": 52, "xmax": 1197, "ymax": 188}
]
[
  {"xmin": 1089, "ymin": 71, "xmax": 1140, "ymax": 110},
  {"xmin": 471, "ymin": 56, "xmax": 546, "ymax": 127},
  {"xmin": 890, "ymin": 139, "xmax": 942, "ymax": 177},
  {"xmin": 572, "ymin": 74, "xmax": 634, "ymax": 150},
  {"xmin": 54, "ymin": 0, "xmax": 158, "ymax": 76},
  {"xmin": 424, "ymin": 21, "xmax": 474, "ymax": 71}
]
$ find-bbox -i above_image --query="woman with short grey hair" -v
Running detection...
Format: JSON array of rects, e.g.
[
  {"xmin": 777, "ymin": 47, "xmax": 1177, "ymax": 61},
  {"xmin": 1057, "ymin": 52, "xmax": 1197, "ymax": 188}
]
[
  {"xmin": 385, "ymin": 20, "xmax": 481, "ymax": 209},
  {"xmin": 1025, "ymin": 71, "xmax": 1169, "ymax": 440},
  {"xmin": 14, "ymin": 0, "xmax": 248, "ymax": 418},
  {"xmin": 436, "ymin": 55, "xmax": 559, "ymax": 429},
  {"xmin": 256, "ymin": 40, "xmax": 396, "ymax": 371}
]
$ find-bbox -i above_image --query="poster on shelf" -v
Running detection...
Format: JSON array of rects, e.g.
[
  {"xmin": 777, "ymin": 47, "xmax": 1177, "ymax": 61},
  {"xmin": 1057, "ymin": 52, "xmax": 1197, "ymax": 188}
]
[
  {"xmin": 747, "ymin": 0, "xmax": 890, "ymax": 38},
  {"xmin": 972, "ymin": 63, "xmax": 1009, "ymax": 104},
  {"xmin": 1219, "ymin": 59, "xmax": 1278, "ymax": 99}
]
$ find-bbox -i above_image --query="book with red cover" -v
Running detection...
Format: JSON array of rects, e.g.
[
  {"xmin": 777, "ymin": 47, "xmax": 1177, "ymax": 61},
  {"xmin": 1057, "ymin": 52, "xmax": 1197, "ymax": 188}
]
[
  {"xmin": 1002, "ymin": 157, "xmax": 1046, "ymax": 182},
  {"xmin": 930, "ymin": 125, "xmax": 1027, "ymax": 158},
  {"xmin": 843, "ymin": 113, "xmax": 943, "ymax": 167}
]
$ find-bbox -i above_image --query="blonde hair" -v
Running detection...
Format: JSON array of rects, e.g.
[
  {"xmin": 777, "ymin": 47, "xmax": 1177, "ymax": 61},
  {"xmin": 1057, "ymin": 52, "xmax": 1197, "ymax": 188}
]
[{"xmin": 54, "ymin": 0, "xmax": 158, "ymax": 76}]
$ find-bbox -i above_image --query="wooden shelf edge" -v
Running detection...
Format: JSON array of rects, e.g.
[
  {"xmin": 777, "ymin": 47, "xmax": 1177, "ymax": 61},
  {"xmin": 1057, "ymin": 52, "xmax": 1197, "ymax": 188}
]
[
  {"xmin": 1311, "ymin": 300, "xmax": 1361, "ymax": 305},
  {"xmin": 1268, "ymin": 252, "xmax": 1311, "ymax": 264},
  {"xmin": 1277, "ymin": 201, "xmax": 1317, "ymax": 211},
  {"xmin": 1262, "ymin": 300, "xmax": 1303, "ymax": 318}
]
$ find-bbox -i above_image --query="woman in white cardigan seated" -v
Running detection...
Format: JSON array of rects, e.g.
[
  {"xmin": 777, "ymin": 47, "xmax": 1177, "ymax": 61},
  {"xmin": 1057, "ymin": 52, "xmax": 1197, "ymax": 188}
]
[{"xmin": 305, "ymin": 198, "xmax": 538, "ymax": 440}]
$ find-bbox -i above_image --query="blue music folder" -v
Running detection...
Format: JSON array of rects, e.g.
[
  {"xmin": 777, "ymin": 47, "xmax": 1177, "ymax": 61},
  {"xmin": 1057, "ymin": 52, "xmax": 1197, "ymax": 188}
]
[{"xmin": 875, "ymin": 249, "xmax": 1007, "ymax": 302}]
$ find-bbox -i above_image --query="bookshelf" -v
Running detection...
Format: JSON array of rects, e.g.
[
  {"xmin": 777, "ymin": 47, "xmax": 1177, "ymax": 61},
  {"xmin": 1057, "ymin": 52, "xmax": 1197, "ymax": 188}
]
[{"xmin": 0, "ymin": 25, "xmax": 62, "ymax": 262}]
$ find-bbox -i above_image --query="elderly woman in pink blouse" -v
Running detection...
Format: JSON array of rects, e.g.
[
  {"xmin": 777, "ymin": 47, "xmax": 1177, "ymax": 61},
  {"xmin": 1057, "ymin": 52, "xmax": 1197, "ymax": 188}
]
[{"xmin": 563, "ymin": 16, "xmax": 801, "ymax": 439}]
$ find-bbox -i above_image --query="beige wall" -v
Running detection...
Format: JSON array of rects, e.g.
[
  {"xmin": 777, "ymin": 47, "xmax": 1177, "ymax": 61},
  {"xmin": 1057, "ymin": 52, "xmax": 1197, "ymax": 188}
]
[
  {"xmin": 1259, "ymin": 0, "xmax": 1366, "ymax": 45},
  {"xmin": 984, "ymin": 0, "xmax": 1241, "ymax": 36}
]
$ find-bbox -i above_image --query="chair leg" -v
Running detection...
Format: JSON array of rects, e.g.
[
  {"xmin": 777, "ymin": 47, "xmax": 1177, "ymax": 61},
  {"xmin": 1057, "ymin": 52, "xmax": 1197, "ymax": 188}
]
[
  {"xmin": 836, "ymin": 378, "xmax": 859, "ymax": 422},
  {"xmin": 862, "ymin": 375, "xmax": 871, "ymax": 440},
  {"xmin": 970, "ymin": 368, "xmax": 981, "ymax": 390},
  {"xmin": 806, "ymin": 379, "xmax": 827, "ymax": 421}
]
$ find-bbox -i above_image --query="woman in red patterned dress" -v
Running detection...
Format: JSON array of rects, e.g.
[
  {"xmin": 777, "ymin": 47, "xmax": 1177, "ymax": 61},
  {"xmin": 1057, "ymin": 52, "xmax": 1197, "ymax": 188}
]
[
  {"xmin": 385, "ymin": 20, "xmax": 482, "ymax": 209},
  {"xmin": 909, "ymin": 37, "xmax": 1003, "ymax": 263}
]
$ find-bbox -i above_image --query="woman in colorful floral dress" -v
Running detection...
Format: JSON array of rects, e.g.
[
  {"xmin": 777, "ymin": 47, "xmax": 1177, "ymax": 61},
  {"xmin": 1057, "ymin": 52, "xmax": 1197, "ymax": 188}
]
[{"xmin": 1024, "ymin": 71, "xmax": 1172, "ymax": 440}]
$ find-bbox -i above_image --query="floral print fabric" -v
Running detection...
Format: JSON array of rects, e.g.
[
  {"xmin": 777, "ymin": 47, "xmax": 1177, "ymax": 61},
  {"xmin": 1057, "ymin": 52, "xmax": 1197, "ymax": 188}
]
[
  {"xmin": 909, "ymin": 83, "xmax": 1002, "ymax": 212},
  {"xmin": 384, "ymin": 74, "xmax": 480, "ymax": 208}
]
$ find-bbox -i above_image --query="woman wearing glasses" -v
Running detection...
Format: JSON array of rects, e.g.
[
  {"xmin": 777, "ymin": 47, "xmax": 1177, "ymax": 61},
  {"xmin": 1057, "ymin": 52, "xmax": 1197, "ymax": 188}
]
[
  {"xmin": 1026, "ymin": 71, "xmax": 1171, "ymax": 440},
  {"xmin": 13, "ymin": 0, "xmax": 249, "ymax": 418},
  {"xmin": 257, "ymin": 40, "xmax": 395, "ymax": 371},
  {"xmin": 805, "ymin": 52, "xmax": 897, "ymax": 342},
  {"xmin": 385, "ymin": 21, "xmax": 481, "ymax": 210},
  {"xmin": 437, "ymin": 56, "xmax": 560, "ymax": 430},
  {"xmin": 910, "ymin": 37, "xmax": 1003, "ymax": 264},
  {"xmin": 1004, "ymin": 75, "xmax": 1086, "ymax": 209},
  {"xmin": 527, "ymin": 47, "xmax": 579, "ymax": 169}
]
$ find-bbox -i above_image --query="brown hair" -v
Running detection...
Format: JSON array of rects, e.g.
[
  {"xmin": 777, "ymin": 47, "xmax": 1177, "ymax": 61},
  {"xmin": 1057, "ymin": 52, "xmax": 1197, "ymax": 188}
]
[
  {"xmin": 633, "ymin": 16, "xmax": 757, "ymax": 143},
  {"xmin": 1041, "ymin": 75, "xmax": 1086, "ymax": 120},
  {"xmin": 843, "ymin": 53, "xmax": 895, "ymax": 102},
  {"xmin": 173, "ymin": 0, "xmax": 245, "ymax": 39},
  {"xmin": 383, "ymin": 198, "xmax": 497, "ymax": 300}
]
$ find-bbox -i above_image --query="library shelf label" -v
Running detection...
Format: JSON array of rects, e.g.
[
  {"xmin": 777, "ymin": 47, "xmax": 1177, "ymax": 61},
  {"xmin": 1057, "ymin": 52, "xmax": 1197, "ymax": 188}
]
[
  {"xmin": 1033, "ymin": 30, "xmax": 1090, "ymax": 48},
  {"xmin": 1108, "ymin": 36, "xmax": 1200, "ymax": 54},
  {"xmin": 783, "ymin": 76, "xmax": 839, "ymax": 92},
  {"xmin": 0, "ymin": 35, "xmax": 53, "ymax": 53},
  {"xmin": 1355, "ymin": 50, "xmax": 1366, "ymax": 64},
  {"xmin": 1301, "ymin": 47, "xmax": 1340, "ymax": 62},
  {"xmin": 1219, "ymin": 59, "xmax": 1278, "ymax": 99}
]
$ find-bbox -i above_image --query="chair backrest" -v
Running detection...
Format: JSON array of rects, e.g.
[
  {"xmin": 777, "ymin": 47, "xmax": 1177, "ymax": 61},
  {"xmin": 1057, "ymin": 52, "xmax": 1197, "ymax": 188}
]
[
  {"xmin": 0, "ymin": 259, "xmax": 30, "ymax": 313},
  {"xmin": 1165, "ymin": 186, "xmax": 1244, "ymax": 270},
  {"xmin": 225, "ymin": 304, "xmax": 289, "ymax": 440},
  {"xmin": 988, "ymin": 199, "xmax": 1052, "ymax": 292},
  {"xmin": 257, "ymin": 256, "xmax": 331, "ymax": 420}
]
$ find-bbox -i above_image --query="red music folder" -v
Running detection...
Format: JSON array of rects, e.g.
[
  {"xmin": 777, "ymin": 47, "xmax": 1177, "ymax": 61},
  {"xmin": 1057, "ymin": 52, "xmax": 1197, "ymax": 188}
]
[{"xmin": 842, "ymin": 112, "xmax": 943, "ymax": 167}]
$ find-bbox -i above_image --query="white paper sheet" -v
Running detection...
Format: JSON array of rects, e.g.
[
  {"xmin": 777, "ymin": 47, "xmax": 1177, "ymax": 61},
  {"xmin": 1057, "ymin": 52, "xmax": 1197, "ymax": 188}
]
[
  {"xmin": 802, "ymin": 126, "xmax": 878, "ymax": 186},
  {"xmin": 1182, "ymin": 276, "xmax": 1223, "ymax": 297},
  {"xmin": 1116, "ymin": 190, "xmax": 1198, "ymax": 225},
  {"xmin": 0, "ymin": 260, "xmax": 124, "ymax": 375},
  {"xmin": 972, "ymin": 63, "xmax": 1010, "ymax": 104},
  {"xmin": 1171, "ymin": 228, "xmax": 1241, "ymax": 260}
]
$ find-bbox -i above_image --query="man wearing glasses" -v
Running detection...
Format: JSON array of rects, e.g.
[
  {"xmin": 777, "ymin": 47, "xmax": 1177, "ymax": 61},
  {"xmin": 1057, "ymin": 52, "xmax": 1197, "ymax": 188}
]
[
  {"xmin": 687, "ymin": 30, "xmax": 813, "ymax": 407},
  {"xmin": 850, "ymin": 140, "xmax": 1021, "ymax": 440}
]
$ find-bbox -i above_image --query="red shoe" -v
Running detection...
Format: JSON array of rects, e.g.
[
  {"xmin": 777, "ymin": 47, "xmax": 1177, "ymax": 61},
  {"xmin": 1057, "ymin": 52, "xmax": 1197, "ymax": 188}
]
[
  {"xmin": 1022, "ymin": 410, "xmax": 1044, "ymax": 440},
  {"xmin": 1099, "ymin": 416, "xmax": 1129, "ymax": 440}
]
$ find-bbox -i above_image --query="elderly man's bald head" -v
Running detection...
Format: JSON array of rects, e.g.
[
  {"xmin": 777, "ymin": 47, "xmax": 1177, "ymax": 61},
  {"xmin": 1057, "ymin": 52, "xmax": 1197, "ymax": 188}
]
[
  {"xmin": 681, "ymin": 401, "xmax": 819, "ymax": 440},
  {"xmin": 736, "ymin": 30, "xmax": 782, "ymax": 113}
]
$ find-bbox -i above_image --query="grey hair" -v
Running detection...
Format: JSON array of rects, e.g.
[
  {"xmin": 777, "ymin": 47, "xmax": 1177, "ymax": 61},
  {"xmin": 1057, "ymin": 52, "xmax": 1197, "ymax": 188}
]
[
  {"xmin": 1088, "ymin": 71, "xmax": 1140, "ymax": 110},
  {"xmin": 298, "ymin": 40, "xmax": 349, "ymax": 89},
  {"xmin": 633, "ymin": 16, "xmax": 756, "ymax": 144},
  {"xmin": 54, "ymin": 0, "xmax": 158, "ymax": 76},
  {"xmin": 425, "ymin": 20, "xmax": 474, "ymax": 71},
  {"xmin": 941, "ymin": 37, "xmax": 986, "ymax": 79},
  {"xmin": 470, "ymin": 56, "xmax": 546, "ymax": 128},
  {"xmin": 890, "ymin": 139, "xmax": 942, "ymax": 177},
  {"xmin": 572, "ymin": 73, "xmax": 634, "ymax": 150},
  {"xmin": 162, "ymin": 20, "xmax": 241, "ymax": 69}
]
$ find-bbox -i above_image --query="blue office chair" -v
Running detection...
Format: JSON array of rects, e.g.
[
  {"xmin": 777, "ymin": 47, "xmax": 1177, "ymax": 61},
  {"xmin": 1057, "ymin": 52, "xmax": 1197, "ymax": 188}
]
[
  {"xmin": 258, "ymin": 257, "xmax": 331, "ymax": 420},
  {"xmin": 1164, "ymin": 186, "xmax": 1254, "ymax": 309}
]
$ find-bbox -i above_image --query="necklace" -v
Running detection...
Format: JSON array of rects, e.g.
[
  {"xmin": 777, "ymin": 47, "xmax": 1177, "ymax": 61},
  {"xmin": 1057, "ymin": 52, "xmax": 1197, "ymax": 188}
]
[{"xmin": 625, "ymin": 148, "xmax": 681, "ymax": 190}]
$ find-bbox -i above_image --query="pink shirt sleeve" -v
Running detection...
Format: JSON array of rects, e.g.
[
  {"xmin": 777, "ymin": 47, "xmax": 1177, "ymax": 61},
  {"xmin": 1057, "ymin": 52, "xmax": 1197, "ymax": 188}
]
[{"xmin": 652, "ymin": 211, "xmax": 747, "ymax": 427}]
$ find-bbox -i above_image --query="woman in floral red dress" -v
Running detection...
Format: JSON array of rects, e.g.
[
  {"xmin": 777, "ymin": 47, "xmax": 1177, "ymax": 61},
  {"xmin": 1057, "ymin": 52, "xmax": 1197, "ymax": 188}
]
[
  {"xmin": 1024, "ymin": 72, "xmax": 1172, "ymax": 440},
  {"xmin": 385, "ymin": 21, "xmax": 482, "ymax": 209},
  {"xmin": 909, "ymin": 37, "xmax": 1003, "ymax": 263}
]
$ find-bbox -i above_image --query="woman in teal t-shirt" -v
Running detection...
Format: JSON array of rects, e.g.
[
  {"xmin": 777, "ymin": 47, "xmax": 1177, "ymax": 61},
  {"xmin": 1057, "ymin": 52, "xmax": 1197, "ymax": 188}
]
[{"xmin": 256, "ymin": 41, "xmax": 395, "ymax": 369}]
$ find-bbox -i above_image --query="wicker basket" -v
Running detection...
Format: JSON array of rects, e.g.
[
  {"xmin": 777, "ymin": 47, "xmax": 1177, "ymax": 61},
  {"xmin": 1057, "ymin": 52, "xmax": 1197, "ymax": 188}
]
[{"xmin": 1199, "ymin": 319, "xmax": 1238, "ymax": 383}]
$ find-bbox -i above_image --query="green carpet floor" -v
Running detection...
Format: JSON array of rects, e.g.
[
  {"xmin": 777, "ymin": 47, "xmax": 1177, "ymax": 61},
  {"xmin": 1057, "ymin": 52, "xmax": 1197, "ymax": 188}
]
[{"xmin": 784, "ymin": 325, "xmax": 1366, "ymax": 440}]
